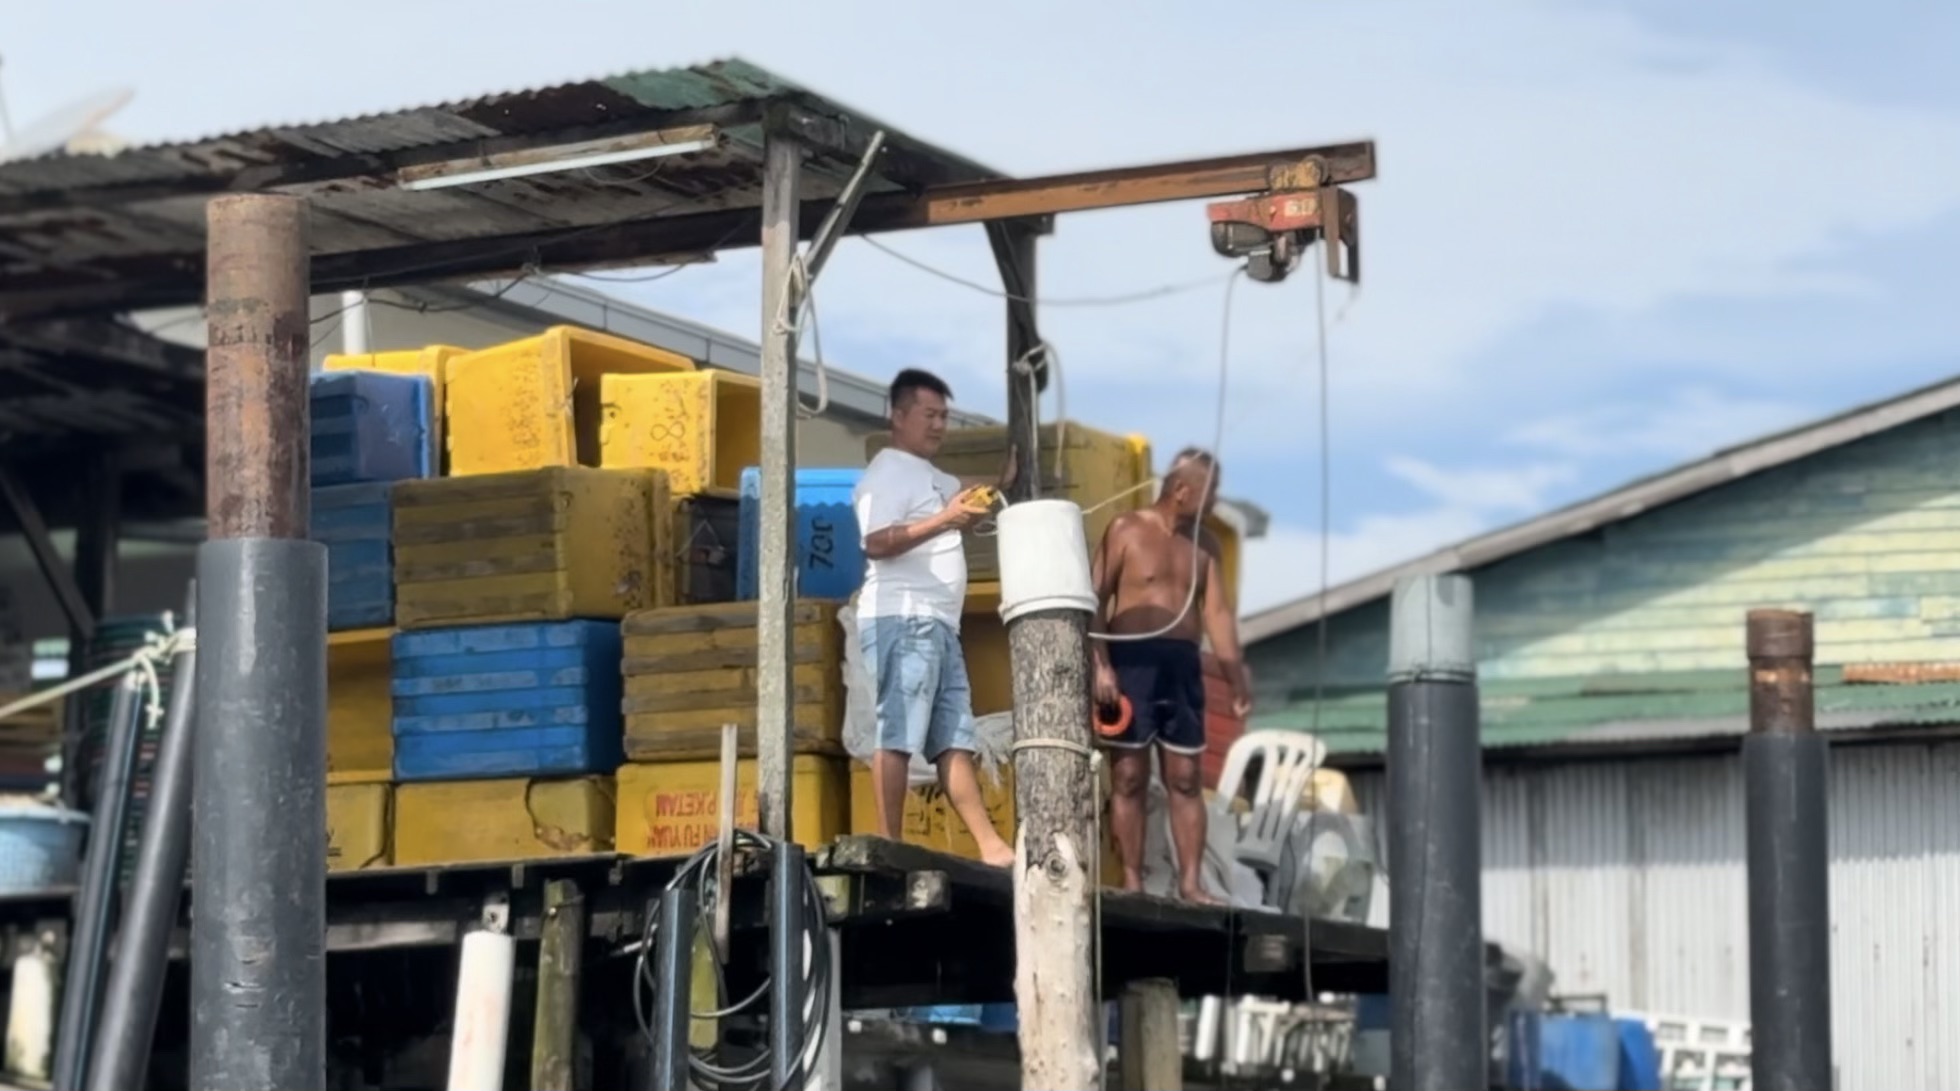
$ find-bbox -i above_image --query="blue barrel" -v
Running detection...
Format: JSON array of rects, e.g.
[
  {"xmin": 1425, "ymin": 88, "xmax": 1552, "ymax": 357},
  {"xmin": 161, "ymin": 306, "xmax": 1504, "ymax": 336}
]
[{"xmin": 736, "ymin": 467, "xmax": 866, "ymax": 601}]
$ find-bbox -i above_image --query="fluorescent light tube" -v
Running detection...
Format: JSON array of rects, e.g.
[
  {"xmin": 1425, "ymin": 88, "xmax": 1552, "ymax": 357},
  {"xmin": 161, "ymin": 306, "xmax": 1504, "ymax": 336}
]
[{"xmin": 398, "ymin": 127, "xmax": 719, "ymax": 191}]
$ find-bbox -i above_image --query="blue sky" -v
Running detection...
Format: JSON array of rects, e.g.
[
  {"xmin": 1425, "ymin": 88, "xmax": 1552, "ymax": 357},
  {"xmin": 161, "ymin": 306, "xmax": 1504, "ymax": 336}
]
[{"xmin": 9, "ymin": 0, "xmax": 1957, "ymax": 614}]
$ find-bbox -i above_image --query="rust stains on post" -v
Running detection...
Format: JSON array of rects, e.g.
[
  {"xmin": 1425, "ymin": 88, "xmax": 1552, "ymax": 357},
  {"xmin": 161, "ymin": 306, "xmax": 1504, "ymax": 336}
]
[
  {"xmin": 204, "ymin": 194, "xmax": 311, "ymax": 540},
  {"xmin": 1747, "ymin": 609, "xmax": 1815, "ymax": 736}
]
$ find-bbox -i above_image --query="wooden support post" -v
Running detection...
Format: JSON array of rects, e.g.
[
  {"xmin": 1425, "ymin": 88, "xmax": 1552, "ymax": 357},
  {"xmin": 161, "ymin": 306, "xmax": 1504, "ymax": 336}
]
[
  {"xmin": 71, "ymin": 454, "xmax": 122, "ymax": 627},
  {"xmin": 755, "ymin": 127, "xmax": 803, "ymax": 841},
  {"xmin": 989, "ymin": 219, "xmax": 1041, "ymax": 502},
  {"xmin": 529, "ymin": 880, "xmax": 585, "ymax": 1091},
  {"xmin": 1119, "ymin": 979, "xmax": 1183, "ymax": 1091},
  {"xmin": 1009, "ymin": 606, "xmax": 1100, "ymax": 1091}
]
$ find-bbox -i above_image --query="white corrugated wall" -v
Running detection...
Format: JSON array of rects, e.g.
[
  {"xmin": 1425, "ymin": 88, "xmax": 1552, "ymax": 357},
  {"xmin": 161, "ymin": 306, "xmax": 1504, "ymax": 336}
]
[{"xmin": 1349, "ymin": 739, "xmax": 1960, "ymax": 1091}]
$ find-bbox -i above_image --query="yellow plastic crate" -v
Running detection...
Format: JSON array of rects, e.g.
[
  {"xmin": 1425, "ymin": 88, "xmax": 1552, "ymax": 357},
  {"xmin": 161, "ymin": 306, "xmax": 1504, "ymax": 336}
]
[
  {"xmin": 392, "ymin": 466, "xmax": 673, "ymax": 628},
  {"xmin": 394, "ymin": 777, "xmax": 615, "ymax": 867},
  {"xmin": 959, "ymin": 610, "xmax": 1014, "ymax": 718},
  {"xmin": 866, "ymin": 420, "xmax": 1148, "ymax": 582},
  {"xmin": 326, "ymin": 782, "xmax": 392, "ymax": 872},
  {"xmin": 326, "ymin": 628, "xmax": 393, "ymax": 784},
  {"xmin": 848, "ymin": 759, "xmax": 1123, "ymax": 880},
  {"xmin": 323, "ymin": 345, "xmax": 464, "ymax": 473},
  {"xmin": 620, "ymin": 600, "xmax": 843, "ymax": 761},
  {"xmin": 846, "ymin": 760, "xmax": 1014, "ymax": 860},
  {"xmin": 600, "ymin": 370, "xmax": 762, "ymax": 496},
  {"xmin": 446, "ymin": 326, "xmax": 694, "ymax": 476},
  {"xmin": 617, "ymin": 756, "xmax": 847, "ymax": 858}
]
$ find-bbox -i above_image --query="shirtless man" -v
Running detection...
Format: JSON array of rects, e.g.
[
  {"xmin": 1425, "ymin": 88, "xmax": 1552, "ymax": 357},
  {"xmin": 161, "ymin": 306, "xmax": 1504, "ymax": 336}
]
[{"xmin": 1090, "ymin": 448, "xmax": 1253, "ymax": 902}]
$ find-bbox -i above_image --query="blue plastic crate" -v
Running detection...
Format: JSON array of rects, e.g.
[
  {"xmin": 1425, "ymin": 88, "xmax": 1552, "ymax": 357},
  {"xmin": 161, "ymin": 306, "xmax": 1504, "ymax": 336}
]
[
  {"xmin": 1534, "ymin": 1013, "xmax": 1620, "ymax": 1090},
  {"xmin": 736, "ymin": 467, "xmax": 866, "ymax": 601},
  {"xmin": 1614, "ymin": 1018, "xmax": 1663, "ymax": 1091},
  {"xmin": 0, "ymin": 806, "xmax": 88, "ymax": 893},
  {"xmin": 311, "ymin": 482, "xmax": 395, "ymax": 630},
  {"xmin": 390, "ymin": 621, "xmax": 623, "ymax": 781},
  {"xmin": 310, "ymin": 370, "xmax": 436, "ymax": 485}
]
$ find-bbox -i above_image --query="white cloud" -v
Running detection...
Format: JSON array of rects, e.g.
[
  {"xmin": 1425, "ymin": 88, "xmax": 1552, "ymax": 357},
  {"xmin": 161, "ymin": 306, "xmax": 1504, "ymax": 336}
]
[
  {"xmin": 1505, "ymin": 386, "xmax": 1814, "ymax": 461},
  {"xmin": 22, "ymin": 0, "xmax": 1945, "ymax": 456},
  {"xmin": 1240, "ymin": 507, "xmax": 1489, "ymax": 617},
  {"xmin": 576, "ymin": 0, "xmax": 1960, "ymax": 456},
  {"xmin": 1239, "ymin": 453, "xmax": 1579, "ymax": 613},
  {"xmin": 1386, "ymin": 456, "xmax": 1578, "ymax": 514}
]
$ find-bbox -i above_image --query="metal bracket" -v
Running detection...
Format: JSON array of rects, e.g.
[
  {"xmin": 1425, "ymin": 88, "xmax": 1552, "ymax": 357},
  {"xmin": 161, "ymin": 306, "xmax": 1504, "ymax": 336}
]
[
  {"xmin": 1323, "ymin": 185, "xmax": 1360, "ymax": 285},
  {"xmin": 479, "ymin": 891, "xmax": 511, "ymax": 936}
]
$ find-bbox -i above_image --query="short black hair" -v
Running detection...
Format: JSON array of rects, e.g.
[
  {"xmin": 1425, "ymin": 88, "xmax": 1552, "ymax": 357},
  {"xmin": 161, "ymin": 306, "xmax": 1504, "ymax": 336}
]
[
  {"xmin": 1172, "ymin": 446, "xmax": 1217, "ymax": 469},
  {"xmin": 890, "ymin": 368, "xmax": 953, "ymax": 410},
  {"xmin": 1166, "ymin": 447, "xmax": 1220, "ymax": 493}
]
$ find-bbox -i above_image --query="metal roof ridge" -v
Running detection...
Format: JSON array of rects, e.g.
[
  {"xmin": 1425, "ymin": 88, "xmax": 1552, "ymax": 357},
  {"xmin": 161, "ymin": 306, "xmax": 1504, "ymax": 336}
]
[
  {"xmin": 1242, "ymin": 369, "xmax": 1960, "ymax": 645},
  {"xmin": 12, "ymin": 56, "xmax": 779, "ymax": 163}
]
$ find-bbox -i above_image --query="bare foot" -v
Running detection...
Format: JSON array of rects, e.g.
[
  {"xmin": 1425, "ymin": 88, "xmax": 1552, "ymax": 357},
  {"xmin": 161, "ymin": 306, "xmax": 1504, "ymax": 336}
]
[
  {"xmin": 979, "ymin": 843, "xmax": 1015, "ymax": 868},
  {"xmin": 1179, "ymin": 882, "xmax": 1225, "ymax": 906},
  {"xmin": 1121, "ymin": 872, "xmax": 1146, "ymax": 894}
]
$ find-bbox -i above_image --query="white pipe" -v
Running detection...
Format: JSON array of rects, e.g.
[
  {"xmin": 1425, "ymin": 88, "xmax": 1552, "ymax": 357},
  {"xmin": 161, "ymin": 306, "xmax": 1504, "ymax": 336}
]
[
  {"xmin": 1194, "ymin": 996, "xmax": 1222, "ymax": 1064},
  {"xmin": 446, "ymin": 930, "xmax": 515, "ymax": 1091},
  {"xmin": 810, "ymin": 930, "xmax": 844, "ymax": 1091},
  {"xmin": 339, "ymin": 290, "xmax": 370, "ymax": 356},
  {"xmin": 5, "ymin": 940, "xmax": 56, "ymax": 1081}
]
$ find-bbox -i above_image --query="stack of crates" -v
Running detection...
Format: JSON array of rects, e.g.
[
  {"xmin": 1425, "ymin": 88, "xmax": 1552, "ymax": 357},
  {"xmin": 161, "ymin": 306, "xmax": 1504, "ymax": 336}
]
[
  {"xmin": 387, "ymin": 465, "xmax": 670, "ymax": 866},
  {"xmin": 382, "ymin": 324, "xmax": 691, "ymax": 868},
  {"xmin": 596, "ymin": 361, "xmax": 762, "ymax": 607},
  {"xmin": 309, "ymin": 367, "xmax": 440, "ymax": 875},
  {"xmin": 613, "ymin": 600, "xmax": 851, "ymax": 859}
]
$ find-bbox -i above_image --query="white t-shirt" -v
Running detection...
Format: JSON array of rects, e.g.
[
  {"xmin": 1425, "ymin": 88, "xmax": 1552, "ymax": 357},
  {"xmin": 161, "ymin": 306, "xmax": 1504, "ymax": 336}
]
[{"xmin": 853, "ymin": 448, "xmax": 967, "ymax": 628}]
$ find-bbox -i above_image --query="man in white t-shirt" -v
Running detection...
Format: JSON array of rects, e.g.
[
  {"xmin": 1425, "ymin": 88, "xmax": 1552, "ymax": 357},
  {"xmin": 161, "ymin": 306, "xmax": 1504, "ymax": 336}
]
[{"xmin": 853, "ymin": 368, "xmax": 1015, "ymax": 867}]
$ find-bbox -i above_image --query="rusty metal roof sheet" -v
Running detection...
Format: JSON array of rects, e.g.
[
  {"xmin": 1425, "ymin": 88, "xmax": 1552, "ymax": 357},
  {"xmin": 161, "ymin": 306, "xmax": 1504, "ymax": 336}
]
[{"xmin": 0, "ymin": 58, "xmax": 1004, "ymax": 317}]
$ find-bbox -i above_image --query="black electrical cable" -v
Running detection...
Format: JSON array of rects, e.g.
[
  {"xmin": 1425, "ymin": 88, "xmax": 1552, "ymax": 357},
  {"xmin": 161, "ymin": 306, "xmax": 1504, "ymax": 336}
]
[{"xmin": 631, "ymin": 830, "xmax": 833, "ymax": 1091}]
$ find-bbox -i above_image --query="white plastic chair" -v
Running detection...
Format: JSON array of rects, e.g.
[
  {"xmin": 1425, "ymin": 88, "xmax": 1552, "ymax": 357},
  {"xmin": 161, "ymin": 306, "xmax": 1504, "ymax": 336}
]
[{"xmin": 1211, "ymin": 729, "xmax": 1329, "ymax": 904}]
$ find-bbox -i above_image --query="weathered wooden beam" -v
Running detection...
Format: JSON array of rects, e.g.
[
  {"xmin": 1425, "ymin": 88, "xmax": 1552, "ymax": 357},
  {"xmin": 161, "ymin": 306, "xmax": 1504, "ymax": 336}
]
[
  {"xmin": 0, "ymin": 318, "xmax": 204, "ymax": 380},
  {"xmin": 1119, "ymin": 979, "xmax": 1183, "ymax": 1091},
  {"xmin": 529, "ymin": 879, "xmax": 585, "ymax": 1091},
  {"xmin": 0, "ymin": 467, "xmax": 94, "ymax": 636},
  {"xmin": 0, "ymin": 139, "xmax": 1375, "ymax": 318}
]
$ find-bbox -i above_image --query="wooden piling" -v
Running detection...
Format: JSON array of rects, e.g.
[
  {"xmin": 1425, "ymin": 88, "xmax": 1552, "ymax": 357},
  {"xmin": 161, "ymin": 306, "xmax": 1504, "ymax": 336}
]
[
  {"xmin": 530, "ymin": 880, "xmax": 585, "ymax": 1091},
  {"xmin": 1119, "ymin": 979, "xmax": 1183, "ymax": 1091}
]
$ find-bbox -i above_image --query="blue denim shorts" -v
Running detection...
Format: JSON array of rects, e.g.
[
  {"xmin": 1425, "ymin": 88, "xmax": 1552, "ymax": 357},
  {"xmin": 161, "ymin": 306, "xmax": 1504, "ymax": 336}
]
[{"xmin": 858, "ymin": 615, "xmax": 977, "ymax": 760}]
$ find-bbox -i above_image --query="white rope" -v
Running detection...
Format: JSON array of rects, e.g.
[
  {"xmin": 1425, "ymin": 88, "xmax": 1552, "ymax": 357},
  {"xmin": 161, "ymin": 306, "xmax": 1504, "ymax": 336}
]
[
  {"xmin": 0, "ymin": 626, "xmax": 195, "ymax": 729},
  {"xmin": 772, "ymin": 254, "xmax": 832, "ymax": 420}
]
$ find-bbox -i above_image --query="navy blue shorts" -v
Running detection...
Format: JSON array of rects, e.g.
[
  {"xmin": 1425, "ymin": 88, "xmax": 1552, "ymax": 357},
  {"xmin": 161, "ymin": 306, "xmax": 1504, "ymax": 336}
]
[{"xmin": 1102, "ymin": 638, "xmax": 1205, "ymax": 754}]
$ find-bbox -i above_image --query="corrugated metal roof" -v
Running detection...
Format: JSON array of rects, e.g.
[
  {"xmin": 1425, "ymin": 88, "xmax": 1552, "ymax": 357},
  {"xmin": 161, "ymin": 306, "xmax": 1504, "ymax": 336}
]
[
  {"xmin": 0, "ymin": 58, "xmax": 1004, "ymax": 317},
  {"xmin": 0, "ymin": 316, "xmax": 203, "ymax": 455},
  {"xmin": 1256, "ymin": 666, "xmax": 1960, "ymax": 758}
]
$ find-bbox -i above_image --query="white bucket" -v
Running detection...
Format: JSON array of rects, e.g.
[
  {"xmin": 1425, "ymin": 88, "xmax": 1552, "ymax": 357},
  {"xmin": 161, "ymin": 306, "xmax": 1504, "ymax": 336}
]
[{"xmin": 996, "ymin": 499, "xmax": 1097, "ymax": 623}]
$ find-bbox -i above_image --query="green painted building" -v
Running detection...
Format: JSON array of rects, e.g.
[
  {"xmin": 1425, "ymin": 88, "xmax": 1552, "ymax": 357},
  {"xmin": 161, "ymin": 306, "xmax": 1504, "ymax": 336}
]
[
  {"xmin": 1244, "ymin": 377, "xmax": 1960, "ymax": 762},
  {"xmin": 1239, "ymin": 377, "xmax": 1960, "ymax": 1090}
]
